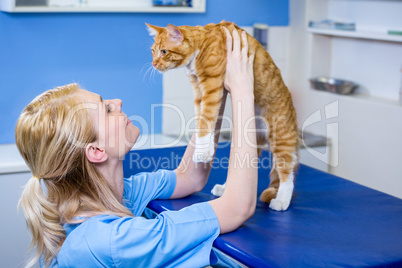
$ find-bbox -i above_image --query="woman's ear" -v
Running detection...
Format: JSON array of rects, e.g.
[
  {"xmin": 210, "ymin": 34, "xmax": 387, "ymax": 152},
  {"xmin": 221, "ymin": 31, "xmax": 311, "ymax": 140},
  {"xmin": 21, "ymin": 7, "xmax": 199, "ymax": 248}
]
[{"xmin": 85, "ymin": 143, "xmax": 108, "ymax": 163}]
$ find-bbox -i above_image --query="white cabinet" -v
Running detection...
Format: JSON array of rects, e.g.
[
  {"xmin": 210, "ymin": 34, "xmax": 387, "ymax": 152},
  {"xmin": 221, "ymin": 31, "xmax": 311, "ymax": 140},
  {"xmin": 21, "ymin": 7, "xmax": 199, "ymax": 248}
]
[
  {"xmin": 0, "ymin": 145, "xmax": 36, "ymax": 266},
  {"xmin": 0, "ymin": 172, "xmax": 38, "ymax": 267},
  {"xmin": 288, "ymin": 0, "xmax": 402, "ymax": 199},
  {"xmin": 306, "ymin": 0, "xmax": 402, "ymax": 103},
  {"xmin": 0, "ymin": 0, "xmax": 206, "ymax": 12}
]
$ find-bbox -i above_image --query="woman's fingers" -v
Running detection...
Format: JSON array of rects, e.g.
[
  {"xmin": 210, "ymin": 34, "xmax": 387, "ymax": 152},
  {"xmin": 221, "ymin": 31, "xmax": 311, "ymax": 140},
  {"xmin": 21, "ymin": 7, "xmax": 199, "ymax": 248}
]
[
  {"xmin": 248, "ymin": 52, "xmax": 255, "ymax": 70},
  {"xmin": 222, "ymin": 27, "xmax": 232, "ymax": 57},
  {"xmin": 232, "ymin": 28, "xmax": 241, "ymax": 55},
  {"xmin": 224, "ymin": 27, "xmax": 250, "ymax": 62},
  {"xmin": 224, "ymin": 26, "xmax": 253, "ymax": 75},
  {"xmin": 241, "ymin": 31, "xmax": 248, "ymax": 62}
]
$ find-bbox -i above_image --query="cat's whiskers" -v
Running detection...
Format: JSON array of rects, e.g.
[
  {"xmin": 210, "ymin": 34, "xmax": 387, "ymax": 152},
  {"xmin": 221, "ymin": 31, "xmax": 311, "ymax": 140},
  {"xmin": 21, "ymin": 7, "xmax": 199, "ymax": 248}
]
[
  {"xmin": 151, "ymin": 66, "xmax": 161, "ymax": 82},
  {"xmin": 141, "ymin": 62, "xmax": 162, "ymax": 88},
  {"xmin": 140, "ymin": 62, "xmax": 152, "ymax": 86},
  {"xmin": 141, "ymin": 62, "xmax": 153, "ymax": 79}
]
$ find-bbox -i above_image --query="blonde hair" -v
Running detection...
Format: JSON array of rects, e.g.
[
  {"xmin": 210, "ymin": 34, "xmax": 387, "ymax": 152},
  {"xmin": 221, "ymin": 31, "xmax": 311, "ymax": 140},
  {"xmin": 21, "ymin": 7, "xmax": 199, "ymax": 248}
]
[{"xmin": 15, "ymin": 83, "xmax": 133, "ymax": 267}]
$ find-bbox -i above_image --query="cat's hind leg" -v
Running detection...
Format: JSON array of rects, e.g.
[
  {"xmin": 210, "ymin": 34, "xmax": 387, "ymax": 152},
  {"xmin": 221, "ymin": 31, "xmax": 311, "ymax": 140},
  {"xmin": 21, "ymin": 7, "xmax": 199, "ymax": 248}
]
[
  {"xmin": 269, "ymin": 151, "xmax": 298, "ymax": 211},
  {"xmin": 254, "ymin": 105, "xmax": 282, "ymax": 203},
  {"xmin": 262, "ymin": 104, "xmax": 299, "ymax": 210}
]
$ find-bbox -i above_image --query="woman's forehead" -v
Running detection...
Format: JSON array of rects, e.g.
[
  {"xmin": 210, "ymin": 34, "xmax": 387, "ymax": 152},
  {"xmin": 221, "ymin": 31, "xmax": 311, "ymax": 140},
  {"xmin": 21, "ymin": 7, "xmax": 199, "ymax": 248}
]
[{"xmin": 77, "ymin": 89, "xmax": 101, "ymax": 104}]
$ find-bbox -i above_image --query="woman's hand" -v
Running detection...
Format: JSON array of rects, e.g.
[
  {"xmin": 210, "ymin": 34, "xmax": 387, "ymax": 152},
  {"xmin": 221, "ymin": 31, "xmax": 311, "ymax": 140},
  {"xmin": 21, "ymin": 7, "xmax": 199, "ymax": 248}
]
[{"xmin": 222, "ymin": 27, "xmax": 255, "ymax": 98}]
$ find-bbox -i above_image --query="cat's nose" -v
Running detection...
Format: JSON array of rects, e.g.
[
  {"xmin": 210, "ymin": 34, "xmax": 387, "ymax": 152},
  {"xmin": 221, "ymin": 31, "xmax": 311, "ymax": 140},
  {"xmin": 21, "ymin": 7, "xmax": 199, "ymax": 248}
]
[{"xmin": 152, "ymin": 62, "xmax": 156, "ymax": 67}]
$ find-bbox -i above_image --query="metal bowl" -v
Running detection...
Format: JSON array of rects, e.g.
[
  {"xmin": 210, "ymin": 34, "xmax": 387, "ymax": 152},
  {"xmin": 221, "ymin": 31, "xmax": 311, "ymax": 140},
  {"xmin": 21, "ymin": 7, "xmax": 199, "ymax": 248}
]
[{"xmin": 309, "ymin": 77, "xmax": 358, "ymax": 95}]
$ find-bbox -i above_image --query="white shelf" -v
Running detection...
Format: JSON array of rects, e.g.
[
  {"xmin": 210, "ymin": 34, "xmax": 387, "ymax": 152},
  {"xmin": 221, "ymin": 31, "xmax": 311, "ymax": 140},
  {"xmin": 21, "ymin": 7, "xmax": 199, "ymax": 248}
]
[
  {"xmin": 310, "ymin": 88, "xmax": 402, "ymax": 109},
  {"xmin": 308, "ymin": 28, "xmax": 402, "ymax": 43},
  {"xmin": 0, "ymin": 0, "xmax": 206, "ymax": 13}
]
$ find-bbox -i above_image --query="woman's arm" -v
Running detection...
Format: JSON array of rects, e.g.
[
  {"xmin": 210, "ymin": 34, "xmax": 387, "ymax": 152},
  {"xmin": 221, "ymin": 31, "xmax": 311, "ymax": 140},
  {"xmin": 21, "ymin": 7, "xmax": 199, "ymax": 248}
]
[
  {"xmin": 171, "ymin": 91, "xmax": 227, "ymax": 199},
  {"xmin": 208, "ymin": 27, "xmax": 258, "ymax": 234}
]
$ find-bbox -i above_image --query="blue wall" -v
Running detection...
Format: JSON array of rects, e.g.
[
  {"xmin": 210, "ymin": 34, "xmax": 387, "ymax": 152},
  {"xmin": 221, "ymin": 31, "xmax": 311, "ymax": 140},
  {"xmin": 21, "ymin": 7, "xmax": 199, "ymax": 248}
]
[{"xmin": 0, "ymin": 0, "xmax": 288, "ymax": 144}]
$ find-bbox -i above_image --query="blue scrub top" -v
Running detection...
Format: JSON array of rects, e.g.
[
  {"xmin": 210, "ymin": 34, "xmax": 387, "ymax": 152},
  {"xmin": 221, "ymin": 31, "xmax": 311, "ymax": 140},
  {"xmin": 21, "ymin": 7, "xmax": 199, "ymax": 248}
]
[{"xmin": 50, "ymin": 170, "xmax": 220, "ymax": 267}]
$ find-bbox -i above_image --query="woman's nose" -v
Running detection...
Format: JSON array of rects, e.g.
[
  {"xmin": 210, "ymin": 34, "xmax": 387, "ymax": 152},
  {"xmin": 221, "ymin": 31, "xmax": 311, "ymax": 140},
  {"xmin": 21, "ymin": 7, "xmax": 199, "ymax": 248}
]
[
  {"xmin": 116, "ymin": 99, "xmax": 123, "ymax": 110},
  {"xmin": 112, "ymin": 99, "xmax": 123, "ymax": 111}
]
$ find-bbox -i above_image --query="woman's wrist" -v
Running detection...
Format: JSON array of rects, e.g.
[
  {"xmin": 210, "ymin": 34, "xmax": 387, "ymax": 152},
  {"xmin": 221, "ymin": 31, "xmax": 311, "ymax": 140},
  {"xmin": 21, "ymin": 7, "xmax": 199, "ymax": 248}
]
[{"xmin": 230, "ymin": 90, "xmax": 255, "ymax": 103}]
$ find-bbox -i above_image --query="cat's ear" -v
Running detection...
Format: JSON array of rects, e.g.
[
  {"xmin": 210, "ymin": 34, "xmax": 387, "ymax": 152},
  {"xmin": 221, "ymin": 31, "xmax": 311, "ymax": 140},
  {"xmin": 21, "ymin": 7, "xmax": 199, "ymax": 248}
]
[
  {"xmin": 167, "ymin": 24, "xmax": 184, "ymax": 44},
  {"xmin": 146, "ymin": 23, "xmax": 164, "ymax": 37}
]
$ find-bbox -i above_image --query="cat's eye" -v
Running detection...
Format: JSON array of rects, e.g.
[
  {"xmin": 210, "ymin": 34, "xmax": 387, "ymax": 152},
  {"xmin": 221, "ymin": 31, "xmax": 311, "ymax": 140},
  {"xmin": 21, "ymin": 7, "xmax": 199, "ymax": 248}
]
[
  {"xmin": 151, "ymin": 49, "xmax": 155, "ymax": 54},
  {"xmin": 161, "ymin": 49, "xmax": 167, "ymax": 55}
]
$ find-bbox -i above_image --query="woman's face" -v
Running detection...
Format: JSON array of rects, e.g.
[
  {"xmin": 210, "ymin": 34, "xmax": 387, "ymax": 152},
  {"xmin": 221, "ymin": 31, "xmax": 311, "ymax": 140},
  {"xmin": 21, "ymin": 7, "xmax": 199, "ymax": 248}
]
[{"xmin": 77, "ymin": 89, "xmax": 140, "ymax": 160}]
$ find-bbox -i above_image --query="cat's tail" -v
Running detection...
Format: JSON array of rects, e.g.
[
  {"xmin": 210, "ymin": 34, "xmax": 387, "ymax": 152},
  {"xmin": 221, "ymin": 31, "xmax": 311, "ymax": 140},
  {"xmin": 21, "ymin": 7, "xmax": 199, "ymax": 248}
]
[{"xmin": 259, "ymin": 167, "xmax": 280, "ymax": 203}]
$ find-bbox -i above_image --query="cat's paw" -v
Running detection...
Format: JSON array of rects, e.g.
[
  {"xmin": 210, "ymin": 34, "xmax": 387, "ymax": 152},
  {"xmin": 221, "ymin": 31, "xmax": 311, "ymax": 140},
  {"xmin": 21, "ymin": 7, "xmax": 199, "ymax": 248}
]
[
  {"xmin": 192, "ymin": 132, "xmax": 215, "ymax": 163},
  {"xmin": 211, "ymin": 183, "xmax": 226, "ymax": 197},
  {"xmin": 193, "ymin": 149, "xmax": 213, "ymax": 163},
  {"xmin": 269, "ymin": 198, "xmax": 291, "ymax": 211},
  {"xmin": 269, "ymin": 180, "xmax": 294, "ymax": 211}
]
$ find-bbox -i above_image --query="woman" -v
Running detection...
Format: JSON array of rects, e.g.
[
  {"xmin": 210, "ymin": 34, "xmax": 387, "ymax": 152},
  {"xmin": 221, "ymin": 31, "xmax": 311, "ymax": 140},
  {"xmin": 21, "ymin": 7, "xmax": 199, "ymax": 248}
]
[{"xmin": 16, "ymin": 28, "xmax": 257, "ymax": 267}]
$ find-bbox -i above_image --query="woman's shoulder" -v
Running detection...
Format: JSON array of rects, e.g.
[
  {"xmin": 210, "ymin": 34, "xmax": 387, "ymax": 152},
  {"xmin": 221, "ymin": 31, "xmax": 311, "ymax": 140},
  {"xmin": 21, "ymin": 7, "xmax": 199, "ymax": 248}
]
[
  {"xmin": 56, "ymin": 202, "xmax": 220, "ymax": 267},
  {"xmin": 123, "ymin": 169, "xmax": 177, "ymax": 215},
  {"xmin": 56, "ymin": 214, "xmax": 158, "ymax": 266},
  {"xmin": 56, "ymin": 215, "xmax": 121, "ymax": 266},
  {"xmin": 56, "ymin": 215, "xmax": 148, "ymax": 266}
]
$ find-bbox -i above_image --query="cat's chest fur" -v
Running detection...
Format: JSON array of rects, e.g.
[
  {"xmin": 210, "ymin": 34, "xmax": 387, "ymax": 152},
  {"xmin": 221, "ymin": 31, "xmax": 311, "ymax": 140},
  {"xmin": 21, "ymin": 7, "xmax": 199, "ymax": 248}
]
[{"xmin": 184, "ymin": 50, "xmax": 200, "ymax": 77}]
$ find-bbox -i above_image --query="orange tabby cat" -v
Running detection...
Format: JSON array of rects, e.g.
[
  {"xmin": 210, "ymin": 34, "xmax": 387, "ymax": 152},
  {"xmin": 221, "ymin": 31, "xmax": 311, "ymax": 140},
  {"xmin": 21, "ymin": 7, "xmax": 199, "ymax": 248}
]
[{"xmin": 146, "ymin": 21, "xmax": 299, "ymax": 211}]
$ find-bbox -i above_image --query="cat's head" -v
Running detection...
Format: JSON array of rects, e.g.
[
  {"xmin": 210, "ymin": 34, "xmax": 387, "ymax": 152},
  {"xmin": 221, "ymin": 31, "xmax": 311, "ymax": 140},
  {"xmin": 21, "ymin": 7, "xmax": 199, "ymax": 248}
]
[{"xmin": 146, "ymin": 23, "xmax": 192, "ymax": 72}]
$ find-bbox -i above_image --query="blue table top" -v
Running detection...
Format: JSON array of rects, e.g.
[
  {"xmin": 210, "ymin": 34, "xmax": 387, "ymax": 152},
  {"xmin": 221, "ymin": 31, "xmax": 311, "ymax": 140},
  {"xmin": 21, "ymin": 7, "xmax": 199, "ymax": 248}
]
[{"xmin": 123, "ymin": 144, "xmax": 402, "ymax": 268}]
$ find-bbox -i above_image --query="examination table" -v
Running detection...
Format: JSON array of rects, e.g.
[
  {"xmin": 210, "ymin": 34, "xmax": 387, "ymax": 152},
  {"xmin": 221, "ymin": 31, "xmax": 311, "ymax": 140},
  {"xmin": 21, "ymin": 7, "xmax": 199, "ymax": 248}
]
[{"xmin": 123, "ymin": 144, "xmax": 402, "ymax": 267}]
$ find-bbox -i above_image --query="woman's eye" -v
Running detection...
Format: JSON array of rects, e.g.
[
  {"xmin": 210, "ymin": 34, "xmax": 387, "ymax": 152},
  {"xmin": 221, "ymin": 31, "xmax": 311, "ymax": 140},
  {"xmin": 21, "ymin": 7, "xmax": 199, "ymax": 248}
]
[{"xmin": 161, "ymin": 49, "xmax": 167, "ymax": 55}]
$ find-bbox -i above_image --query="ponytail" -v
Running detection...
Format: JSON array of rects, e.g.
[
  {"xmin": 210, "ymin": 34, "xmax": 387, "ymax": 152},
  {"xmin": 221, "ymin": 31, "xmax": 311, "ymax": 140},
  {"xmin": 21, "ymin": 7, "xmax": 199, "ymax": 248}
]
[{"xmin": 18, "ymin": 176, "xmax": 65, "ymax": 267}]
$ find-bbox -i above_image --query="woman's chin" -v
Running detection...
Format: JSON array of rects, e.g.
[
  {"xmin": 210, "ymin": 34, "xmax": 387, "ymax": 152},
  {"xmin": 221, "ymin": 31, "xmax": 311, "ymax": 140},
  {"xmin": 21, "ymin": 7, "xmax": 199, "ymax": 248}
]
[{"xmin": 126, "ymin": 128, "xmax": 140, "ymax": 152}]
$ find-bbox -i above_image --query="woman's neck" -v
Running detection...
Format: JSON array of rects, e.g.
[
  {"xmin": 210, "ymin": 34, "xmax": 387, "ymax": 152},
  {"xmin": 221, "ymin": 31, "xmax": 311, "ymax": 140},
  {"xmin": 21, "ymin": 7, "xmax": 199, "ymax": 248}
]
[{"xmin": 96, "ymin": 159, "xmax": 124, "ymax": 203}]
